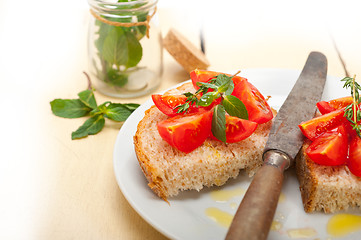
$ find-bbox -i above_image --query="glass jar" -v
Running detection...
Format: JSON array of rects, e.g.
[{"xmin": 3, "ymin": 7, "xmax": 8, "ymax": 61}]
[{"xmin": 87, "ymin": 0, "xmax": 163, "ymax": 98}]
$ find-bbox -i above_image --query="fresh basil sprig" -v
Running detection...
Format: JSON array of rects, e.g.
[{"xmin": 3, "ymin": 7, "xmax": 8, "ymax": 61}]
[
  {"xmin": 175, "ymin": 72, "xmax": 249, "ymax": 142},
  {"xmin": 212, "ymin": 105, "xmax": 227, "ymax": 142},
  {"xmin": 50, "ymin": 87, "xmax": 139, "ymax": 140},
  {"xmin": 93, "ymin": 0, "xmax": 148, "ymax": 88}
]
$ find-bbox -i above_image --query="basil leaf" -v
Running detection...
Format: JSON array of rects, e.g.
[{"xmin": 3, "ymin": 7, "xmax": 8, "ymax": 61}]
[
  {"xmin": 223, "ymin": 95, "xmax": 249, "ymax": 120},
  {"xmin": 104, "ymin": 103, "xmax": 134, "ymax": 122},
  {"xmin": 78, "ymin": 89, "xmax": 97, "ymax": 109},
  {"xmin": 214, "ymin": 74, "xmax": 228, "ymax": 86},
  {"xmin": 214, "ymin": 74, "xmax": 234, "ymax": 95},
  {"xmin": 224, "ymin": 81, "xmax": 235, "ymax": 95},
  {"xmin": 198, "ymin": 92, "xmax": 218, "ymax": 107},
  {"xmin": 71, "ymin": 115, "xmax": 105, "ymax": 140},
  {"xmin": 102, "ymin": 27, "xmax": 143, "ymax": 69},
  {"xmin": 50, "ymin": 99, "xmax": 91, "ymax": 118},
  {"xmin": 102, "ymin": 27, "xmax": 128, "ymax": 66},
  {"xmin": 212, "ymin": 105, "xmax": 227, "ymax": 142},
  {"xmin": 197, "ymin": 81, "xmax": 218, "ymax": 90},
  {"xmin": 122, "ymin": 103, "xmax": 140, "ymax": 111},
  {"xmin": 95, "ymin": 21, "xmax": 114, "ymax": 55},
  {"xmin": 124, "ymin": 31, "xmax": 143, "ymax": 68}
]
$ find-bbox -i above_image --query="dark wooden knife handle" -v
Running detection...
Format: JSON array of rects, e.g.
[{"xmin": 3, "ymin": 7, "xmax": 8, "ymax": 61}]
[{"xmin": 225, "ymin": 164, "xmax": 284, "ymax": 240}]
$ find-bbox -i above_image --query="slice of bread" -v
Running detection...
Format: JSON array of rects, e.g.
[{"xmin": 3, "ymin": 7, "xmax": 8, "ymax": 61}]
[
  {"xmin": 296, "ymin": 139, "xmax": 361, "ymax": 213},
  {"xmin": 134, "ymin": 82, "xmax": 274, "ymax": 201}
]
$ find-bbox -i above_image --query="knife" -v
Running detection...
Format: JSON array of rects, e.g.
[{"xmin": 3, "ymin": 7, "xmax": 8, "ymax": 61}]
[{"xmin": 225, "ymin": 51, "xmax": 327, "ymax": 240}]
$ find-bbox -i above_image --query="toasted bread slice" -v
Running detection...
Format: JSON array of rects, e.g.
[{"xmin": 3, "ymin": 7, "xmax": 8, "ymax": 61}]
[
  {"xmin": 133, "ymin": 82, "xmax": 274, "ymax": 201},
  {"xmin": 296, "ymin": 140, "xmax": 361, "ymax": 213}
]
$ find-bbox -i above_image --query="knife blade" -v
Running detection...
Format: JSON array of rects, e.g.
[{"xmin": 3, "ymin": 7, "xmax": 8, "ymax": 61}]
[{"xmin": 225, "ymin": 51, "xmax": 327, "ymax": 240}]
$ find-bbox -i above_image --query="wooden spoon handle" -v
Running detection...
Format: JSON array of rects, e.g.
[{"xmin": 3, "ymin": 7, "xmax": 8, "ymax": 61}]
[{"xmin": 225, "ymin": 164, "xmax": 284, "ymax": 240}]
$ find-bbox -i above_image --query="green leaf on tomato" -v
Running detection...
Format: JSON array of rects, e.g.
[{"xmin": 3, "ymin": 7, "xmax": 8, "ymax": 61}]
[
  {"xmin": 212, "ymin": 105, "xmax": 227, "ymax": 142},
  {"xmin": 197, "ymin": 81, "xmax": 217, "ymax": 89},
  {"xmin": 198, "ymin": 92, "xmax": 219, "ymax": 107},
  {"xmin": 222, "ymin": 95, "xmax": 249, "ymax": 120},
  {"xmin": 214, "ymin": 74, "xmax": 230, "ymax": 86},
  {"xmin": 215, "ymin": 74, "xmax": 234, "ymax": 94}
]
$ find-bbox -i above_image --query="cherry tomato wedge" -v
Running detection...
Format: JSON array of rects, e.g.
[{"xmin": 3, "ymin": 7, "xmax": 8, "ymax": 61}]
[
  {"xmin": 299, "ymin": 108, "xmax": 346, "ymax": 141},
  {"xmin": 190, "ymin": 69, "xmax": 247, "ymax": 90},
  {"xmin": 157, "ymin": 111, "xmax": 213, "ymax": 153},
  {"xmin": 210, "ymin": 116, "xmax": 258, "ymax": 143},
  {"xmin": 232, "ymin": 80, "xmax": 273, "ymax": 124},
  {"xmin": 152, "ymin": 94, "xmax": 188, "ymax": 117},
  {"xmin": 305, "ymin": 125, "xmax": 348, "ymax": 166},
  {"xmin": 317, "ymin": 96, "xmax": 353, "ymax": 114},
  {"xmin": 348, "ymin": 135, "xmax": 361, "ymax": 177},
  {"xmin": 152, "ymin": 94, "xmax": 214, "ymax": 117},
  {"xmin": 316, "ymin": 101, "xmax": 336, "ymax": 115}
]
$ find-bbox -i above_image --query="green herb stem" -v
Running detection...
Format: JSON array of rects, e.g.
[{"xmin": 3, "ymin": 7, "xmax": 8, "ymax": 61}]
[{"xmin": 342, "ymin": 75, "xmax": 361, "ymax": 138}]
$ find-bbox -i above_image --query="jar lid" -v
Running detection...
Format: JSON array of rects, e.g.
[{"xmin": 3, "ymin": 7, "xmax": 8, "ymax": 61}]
[{"xmin": 163, "ymin": 28, "xmax": 210, "ymax": 72}]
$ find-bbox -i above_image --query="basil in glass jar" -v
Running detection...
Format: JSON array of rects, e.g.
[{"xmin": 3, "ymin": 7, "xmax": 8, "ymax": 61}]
[{"xmin": 87, "ymin": 0, "xmax": 162, "ymax": 98}]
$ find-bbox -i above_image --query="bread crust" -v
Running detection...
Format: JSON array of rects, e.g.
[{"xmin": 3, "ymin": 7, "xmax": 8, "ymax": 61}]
[
  {"xmin": 134, "ymin": 106, "xmax": 170, "ymax": 202},
  {"xmin": 296, "ymin": 140, "xmax": 361, "ymax": 213},
  {"xmin": 134, "ymin": 82, "xmax": 274, "ymax": 200}
]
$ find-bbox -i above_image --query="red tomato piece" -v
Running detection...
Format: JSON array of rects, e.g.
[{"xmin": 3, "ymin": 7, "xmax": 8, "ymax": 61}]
[
  {"xmin": 344, "ymin": 120, "xmax": 359, "ymax": 139},
  {"xmin": 348, "ymin": 135, "xmax": 361, "ymax": 177},
  {"xmin": 305, "ymin": 125, "xmax": 348, "ymax": 166},
  {"xmin": 210, "ymin": 116, "xmax": 258, "ymax": 143},
  {"xmin": 190, "ymin": 69, "xmax": 247, "ymax": 90},
  {"xmin": 299, "ymin": 108, "xmax": 347, "ymax": 141},
  {"xmin": 152, "ymin": 94, "xmax": 188, "ymax": 117},
  {"xmin": 190, "ymin": 70, "xmax": 272, "ymax": 123},
  {"xmin": 157, "ymin": 111, "xmax": 213, "ymax": 153},
  {"xmin": 152, "ymin": 94, "xmax": 214, "ymax": 117},
  {"xmin": 316, "ymin": 101, "xmax": 336, "ymax": 115},
  {"xmin": 232, "ymin": 80, "xmax": 273, "ymax": 124},
  {"xmin": 317, "ymin": 96, "xmax": 353, "ymax": 114}
]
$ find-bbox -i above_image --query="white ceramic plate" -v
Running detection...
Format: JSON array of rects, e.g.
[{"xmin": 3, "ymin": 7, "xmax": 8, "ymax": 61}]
[{"xmin": 113, "ymin": 69, "xmax": 360, "ymax": 240}]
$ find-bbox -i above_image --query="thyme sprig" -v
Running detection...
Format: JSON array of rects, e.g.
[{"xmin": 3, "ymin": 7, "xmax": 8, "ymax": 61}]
[{"xmin": 342, "ymin": 75, "xmax": 361, "ymax": 138}]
